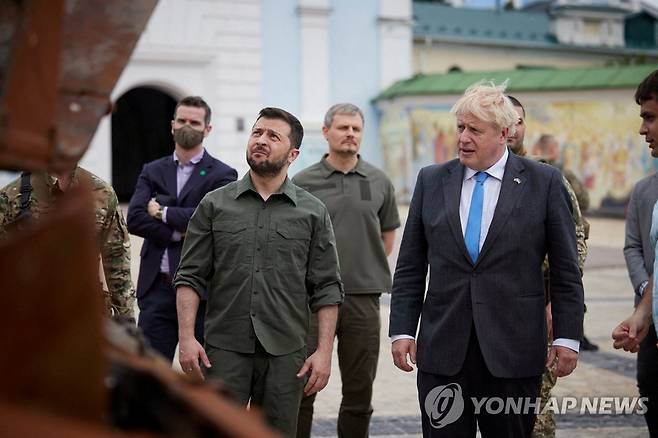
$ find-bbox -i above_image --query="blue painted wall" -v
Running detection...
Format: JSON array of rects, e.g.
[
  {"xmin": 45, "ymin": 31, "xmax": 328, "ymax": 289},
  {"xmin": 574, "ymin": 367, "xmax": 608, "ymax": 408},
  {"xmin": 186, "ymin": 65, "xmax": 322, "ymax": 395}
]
[
  {"xmin": 261, "ymin": 0, "xmax": 301, "ymax": 115},
  {"xmin": 261, "ymin": 0, "xmax": 386, "ymax": 169},
  {"xmin": 329, "ymin": 0, "xmax": 383, "ymax": 167}
]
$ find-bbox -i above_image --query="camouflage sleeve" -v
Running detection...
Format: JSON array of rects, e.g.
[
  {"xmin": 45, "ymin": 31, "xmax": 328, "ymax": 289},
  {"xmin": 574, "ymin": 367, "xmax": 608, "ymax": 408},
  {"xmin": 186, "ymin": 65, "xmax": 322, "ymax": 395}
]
[
  {"xmin": 563, "ymin": 169, "xmax": 590, "ymax": 213},
  {"xmin": 0, "ymin": 191, "xmax": 9, "ymax": 237},
  {"xmin": 0, "ymin": 182, "xmax": 21, "ymax": 238},
  {"xmin": 543, "ymin": 176, "xmax": 587, "ymax": 303},
  {"xmin": 99, "ymin": 190, "xmax": 136, "ymax": 318},
  {"xmin": 562, "ymin": 175, "xmax": 587, "ymax": 273}
]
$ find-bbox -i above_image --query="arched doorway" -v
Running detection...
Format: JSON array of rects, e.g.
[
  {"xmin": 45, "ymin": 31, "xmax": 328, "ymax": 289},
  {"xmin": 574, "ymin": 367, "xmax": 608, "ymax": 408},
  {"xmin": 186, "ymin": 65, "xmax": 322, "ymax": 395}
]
[{"xmin": 111, "ymin": 86, "xmax": 177, "ymax": 201}]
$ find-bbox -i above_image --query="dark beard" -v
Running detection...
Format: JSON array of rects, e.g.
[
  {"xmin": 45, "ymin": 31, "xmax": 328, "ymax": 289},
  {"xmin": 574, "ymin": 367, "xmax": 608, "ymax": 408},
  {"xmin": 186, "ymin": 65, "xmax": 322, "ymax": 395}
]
[
  {"xmin": 508, "ymin": 141, "xmax": 524, "ymax": 156},
  {"xmin": 334, "ymin": 148, "xmax": 358, "ymax": 158},
  {"xmin": 247, "ymin": 153, "xmax": 288, "ymax": 177}
]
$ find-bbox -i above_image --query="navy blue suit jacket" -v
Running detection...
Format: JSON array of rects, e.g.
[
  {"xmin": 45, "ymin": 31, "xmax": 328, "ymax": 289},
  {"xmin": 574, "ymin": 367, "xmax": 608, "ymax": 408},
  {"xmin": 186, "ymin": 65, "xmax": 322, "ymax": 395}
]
[
  {"xmin": 389, "ymin": 153, "xmax": 584, "ymax": 378},
  {"xmin": 127, "ymin": 150, "xmax": 237, "ymax": 298}
]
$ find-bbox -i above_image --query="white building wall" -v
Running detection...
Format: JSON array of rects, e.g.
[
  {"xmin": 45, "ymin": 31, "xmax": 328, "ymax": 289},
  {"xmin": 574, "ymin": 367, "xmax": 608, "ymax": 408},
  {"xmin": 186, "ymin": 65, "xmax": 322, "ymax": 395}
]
[
  {"xmin": 298, "ymin": 0, "xmax": 332, "ymax": 123},
  {"xmin": 82, "ymin": 0, "xmax": 262, "ymax": 182},
  {"xmin": 378, "ymin": 0, "xmax": 413, "ymax": 90},
  {"xmin": 81, "ymin": 0, "xmax": 413, "ymax": 182}
]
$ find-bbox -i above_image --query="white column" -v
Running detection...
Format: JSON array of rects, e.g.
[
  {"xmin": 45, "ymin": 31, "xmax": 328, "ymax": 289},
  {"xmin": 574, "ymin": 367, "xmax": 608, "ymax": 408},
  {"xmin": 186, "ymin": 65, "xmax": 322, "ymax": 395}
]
[
  {"xmin": 378, "ymin": 0, "xmax": 413, "ymax": 90},
  {"xmin": 80, "ymin": 116, "xmax": 112, "ymax": 182},
  {"xmin": 298, "ymin": 0, "xmax": 332, "ymax": 122}
]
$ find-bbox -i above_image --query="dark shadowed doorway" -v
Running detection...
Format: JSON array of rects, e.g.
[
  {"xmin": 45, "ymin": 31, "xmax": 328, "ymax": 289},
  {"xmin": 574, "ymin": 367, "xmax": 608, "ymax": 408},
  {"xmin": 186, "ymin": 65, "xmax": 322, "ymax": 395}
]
[{"xmin": 112, "ymin": 86, "xmax": 177, "ymax": 201}]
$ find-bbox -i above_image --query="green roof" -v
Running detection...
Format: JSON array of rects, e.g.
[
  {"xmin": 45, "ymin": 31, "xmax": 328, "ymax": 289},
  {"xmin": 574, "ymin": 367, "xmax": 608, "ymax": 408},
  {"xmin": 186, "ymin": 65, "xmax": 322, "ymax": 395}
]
[{"xmin": 375, "ymin": 64, "xmax": 658, "ymax": 101}]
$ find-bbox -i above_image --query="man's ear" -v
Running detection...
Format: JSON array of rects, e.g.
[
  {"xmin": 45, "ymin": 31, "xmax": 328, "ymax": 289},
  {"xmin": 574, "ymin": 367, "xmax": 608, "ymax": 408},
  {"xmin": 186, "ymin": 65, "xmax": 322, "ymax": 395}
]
[
  {"xmin": 204, "ymin": 123, "xmax": 212, "ymax": 138},
  {"xmin": 500, "ymin": 127, "xmax": 509, "ymax": 145},
  {"xmin": 322, "ymin": 125, "xmax": 330, "ymax": 141},
  {"xmin": 288, "ymin": 147, "xmax": 300, "ymax": 165}
]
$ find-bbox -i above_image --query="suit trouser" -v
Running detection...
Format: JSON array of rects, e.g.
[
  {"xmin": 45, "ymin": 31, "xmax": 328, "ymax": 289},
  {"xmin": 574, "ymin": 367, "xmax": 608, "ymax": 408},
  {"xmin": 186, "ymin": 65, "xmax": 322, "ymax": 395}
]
[
  {"xmin": 297, "ymin": 294, "xmax": 381, "ymax": 438},
  {"xmin": 417, "ymin": 330, "xmax": 542, "ymax": 438},
  {"xmin": 638, "ymin": 324, "xmax": 658, "ymax": 437},
  {"xmin": 205, "ymin": 341, "xmax": 307, "ymax": 438},
  {"xmin": 137, "ymin": 274, "xmax": 205, "ymax": 362}
]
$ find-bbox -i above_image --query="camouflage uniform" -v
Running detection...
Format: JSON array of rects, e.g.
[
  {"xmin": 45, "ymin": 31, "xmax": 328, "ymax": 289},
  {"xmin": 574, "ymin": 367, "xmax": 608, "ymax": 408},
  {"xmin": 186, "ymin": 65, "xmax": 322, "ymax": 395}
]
[
  {"xmin": 562, "ymin": 167, "xmax": 589, "ymax": 213},
  {"xmin": 0, "ymin": 167, "xmax": 135, "ymax": 317},
  {"xmin": 532, "ymin": 170, "xmax": 587, "ymax": 438},
  {"xmin": 562, "ymin": 175, "xmax": 587, "ymax": 272},
  {"xmin": 510, "ymin": 152, "xmax": 587, "ymax": 437},
  {"xmin": 534, "ymin": 364, "xmax": 558, "ymax": 437}
]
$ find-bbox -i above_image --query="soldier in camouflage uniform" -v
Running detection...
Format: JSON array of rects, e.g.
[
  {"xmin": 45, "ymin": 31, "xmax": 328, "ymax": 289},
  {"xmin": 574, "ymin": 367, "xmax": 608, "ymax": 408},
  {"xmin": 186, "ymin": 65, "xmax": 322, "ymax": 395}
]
[
  {"xmin": 507, "ymin": 96, "xmax": 587, "ymax": 438},
  {"xmin": 0, "ymin": 167, "xmax": 135, "ymax": 318}
]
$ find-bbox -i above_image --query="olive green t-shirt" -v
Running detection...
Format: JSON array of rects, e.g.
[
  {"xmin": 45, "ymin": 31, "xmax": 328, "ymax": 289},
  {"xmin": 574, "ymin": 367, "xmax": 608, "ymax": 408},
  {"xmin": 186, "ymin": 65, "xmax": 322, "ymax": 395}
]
[
  {"xmin": 293, "ymin": 156, "xmax": 400, "ymax": 295},
  {"xmin": 174, "ymin": 173, "xmax": 344, "ymax": 356}
]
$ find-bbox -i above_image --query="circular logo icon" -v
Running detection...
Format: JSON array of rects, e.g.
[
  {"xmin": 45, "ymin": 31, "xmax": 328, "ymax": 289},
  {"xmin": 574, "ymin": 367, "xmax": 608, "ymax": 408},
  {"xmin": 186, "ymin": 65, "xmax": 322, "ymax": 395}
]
[{"xmin": 424, "ymin": 382, "xmax": 465, "ymax": 429}]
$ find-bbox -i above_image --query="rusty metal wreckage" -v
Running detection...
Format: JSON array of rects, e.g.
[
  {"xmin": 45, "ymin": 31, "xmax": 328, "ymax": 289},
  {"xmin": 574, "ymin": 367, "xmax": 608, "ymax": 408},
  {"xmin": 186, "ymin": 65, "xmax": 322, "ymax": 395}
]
[{"xmin": 0, "ymin": 1, "xmax": 279, "ymax": 437}]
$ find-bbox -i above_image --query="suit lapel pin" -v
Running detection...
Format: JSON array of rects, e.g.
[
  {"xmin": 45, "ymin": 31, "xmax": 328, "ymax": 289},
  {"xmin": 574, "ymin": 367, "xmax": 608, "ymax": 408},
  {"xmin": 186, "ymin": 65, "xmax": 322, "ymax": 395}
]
[
  {"xmin": 513, "ymin": 177, "xmax": 521, "ymax": 184},
  {"xmin": 200, "ymin": 169, "xmax": 206, "ymax": 176}
]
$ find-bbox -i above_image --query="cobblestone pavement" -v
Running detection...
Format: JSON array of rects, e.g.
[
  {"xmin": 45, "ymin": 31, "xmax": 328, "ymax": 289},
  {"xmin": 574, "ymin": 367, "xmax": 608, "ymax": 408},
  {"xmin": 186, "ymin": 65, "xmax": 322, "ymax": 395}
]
[{"xmin": 124, "ymin": 209, "xmax": 648, "ymax": 437}]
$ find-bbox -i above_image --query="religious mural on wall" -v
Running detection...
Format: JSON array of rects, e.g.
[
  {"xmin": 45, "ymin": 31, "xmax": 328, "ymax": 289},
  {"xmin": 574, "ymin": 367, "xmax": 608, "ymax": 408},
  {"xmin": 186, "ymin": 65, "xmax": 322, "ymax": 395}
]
[{"xmin": 380, "ymin": 98, "xmax": 658, "ymax": 213}]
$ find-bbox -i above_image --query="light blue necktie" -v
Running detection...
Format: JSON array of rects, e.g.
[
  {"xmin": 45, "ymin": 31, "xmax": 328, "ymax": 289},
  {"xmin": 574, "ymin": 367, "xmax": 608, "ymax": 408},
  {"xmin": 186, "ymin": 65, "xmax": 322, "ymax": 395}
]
[{"xmin": 465, "ymin": 172, "xmax": 489, "ymax": 263}]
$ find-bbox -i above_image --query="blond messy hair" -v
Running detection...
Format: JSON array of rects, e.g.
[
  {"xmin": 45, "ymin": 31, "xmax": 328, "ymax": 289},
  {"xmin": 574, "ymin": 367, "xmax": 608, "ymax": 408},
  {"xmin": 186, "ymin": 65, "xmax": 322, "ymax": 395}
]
[{"xmin": 450, "ymin": 80, "xmax": 518, "ymax": 136}]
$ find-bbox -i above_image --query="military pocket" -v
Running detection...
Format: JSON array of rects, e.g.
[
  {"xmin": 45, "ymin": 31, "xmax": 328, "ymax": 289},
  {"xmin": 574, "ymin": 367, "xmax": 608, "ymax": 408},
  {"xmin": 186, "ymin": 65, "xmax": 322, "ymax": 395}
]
[
  {"xmin": 212, "ymin": 220, "xmax": 251, "ymax": 265},
  {"xmin": 273, "ymin": 223, "xmax": 310, "ymax": 273}
]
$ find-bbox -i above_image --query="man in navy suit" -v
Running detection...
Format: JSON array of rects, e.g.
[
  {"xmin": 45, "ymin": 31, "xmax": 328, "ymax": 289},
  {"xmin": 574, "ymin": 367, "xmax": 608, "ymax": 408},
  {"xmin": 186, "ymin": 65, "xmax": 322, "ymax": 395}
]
[
  {"xmin": 389, "ymin": 82, "xmax": 584, "ymax": 437},
  {"xmin": 127, "ymin": 96, "xmax": 237, "ymax": 362}
]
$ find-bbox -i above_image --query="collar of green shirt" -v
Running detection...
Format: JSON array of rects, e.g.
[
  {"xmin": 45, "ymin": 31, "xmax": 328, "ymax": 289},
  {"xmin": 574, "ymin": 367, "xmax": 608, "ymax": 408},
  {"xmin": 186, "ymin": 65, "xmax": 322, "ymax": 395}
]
[
  {"xmin": 319, "ymin": 154, "xmax": 369, "ymax": 178},
  {"xmin": 234, "ymin": 171, "xmax": 298, "ymax": 206}
]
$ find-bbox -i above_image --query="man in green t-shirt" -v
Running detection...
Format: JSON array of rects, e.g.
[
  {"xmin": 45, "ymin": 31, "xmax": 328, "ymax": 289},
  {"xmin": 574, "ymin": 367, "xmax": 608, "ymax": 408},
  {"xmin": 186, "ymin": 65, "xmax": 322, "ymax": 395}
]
[{"xmin": 293, "ymin": 103, "xmax": 400, "ymax": 438}]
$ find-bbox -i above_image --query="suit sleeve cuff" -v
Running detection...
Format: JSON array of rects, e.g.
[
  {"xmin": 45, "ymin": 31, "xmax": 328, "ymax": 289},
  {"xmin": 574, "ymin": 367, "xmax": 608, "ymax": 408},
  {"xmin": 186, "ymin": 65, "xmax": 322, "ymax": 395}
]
[
  {"xmin": 390, "ymin": 334, "xmax": 415, "ymax": 343},
  {"xmin": 553, "ymin": 338, "xmax": 580, "ymax": 353}
]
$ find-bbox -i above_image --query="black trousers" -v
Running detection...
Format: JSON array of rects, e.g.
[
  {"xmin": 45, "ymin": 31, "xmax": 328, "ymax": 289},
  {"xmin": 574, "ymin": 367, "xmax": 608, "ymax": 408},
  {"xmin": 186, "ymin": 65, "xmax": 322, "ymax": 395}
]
[
  {"xmin": 137, "ymin": 274, "xmax": 205, "ymax": 362},
  {"xmin": 417, "ymin": 330, "xmax": 542, "ymax": 438},
  {"xmin": 638, "ymin": 324, "xmax": 658, "ymax": 437}
]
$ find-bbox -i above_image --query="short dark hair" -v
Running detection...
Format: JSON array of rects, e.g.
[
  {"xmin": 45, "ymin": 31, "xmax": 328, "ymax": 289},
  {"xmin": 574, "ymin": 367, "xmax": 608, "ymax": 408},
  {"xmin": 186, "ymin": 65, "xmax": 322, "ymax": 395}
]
[
  {"xmin": 635, "ymin": 70, "xmax": 658, "ymax": 105},
  {"xmin": 256, "ymin": 107, "xmax": 304, "ymax": 149},
  {"xmin": 174, "ymin": 96, "xmax": 212, "ymax": 125},
  {"xmin": 506, "ymin": 94, "xmax": 525, "ymax": 117}
]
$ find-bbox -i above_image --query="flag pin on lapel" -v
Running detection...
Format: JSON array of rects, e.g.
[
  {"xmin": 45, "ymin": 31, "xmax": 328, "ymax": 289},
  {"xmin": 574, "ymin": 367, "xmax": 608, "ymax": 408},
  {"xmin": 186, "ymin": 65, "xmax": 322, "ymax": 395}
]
[
  {"xmin": 200, "ymin": 169, "xmax": 206, "ymax": 176},
  {"xmin": 513, "ymin": 177, "xmax": 521, "ymax": 184}
]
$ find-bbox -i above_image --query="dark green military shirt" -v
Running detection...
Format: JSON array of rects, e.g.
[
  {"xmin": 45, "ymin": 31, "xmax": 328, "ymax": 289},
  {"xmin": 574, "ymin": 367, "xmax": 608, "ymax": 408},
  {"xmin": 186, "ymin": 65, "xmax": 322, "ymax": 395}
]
[
  {"xmin": 174, "ymin": 172, "xmax": 343, "ymax": 356},
  {"xmin": 293, "ymin": 155, "xmax": 400, "ymax": 295}
]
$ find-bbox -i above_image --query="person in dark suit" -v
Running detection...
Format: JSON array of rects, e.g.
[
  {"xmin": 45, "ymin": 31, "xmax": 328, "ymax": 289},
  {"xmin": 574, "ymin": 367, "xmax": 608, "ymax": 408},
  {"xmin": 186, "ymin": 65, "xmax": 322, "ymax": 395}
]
[
  {"xmin": 127, "ymin": 95, "xmax": 237, "ymax": 362},
  {"xmin": 389, "ymin": 82, "xmax": 584, "ymax": 437}
]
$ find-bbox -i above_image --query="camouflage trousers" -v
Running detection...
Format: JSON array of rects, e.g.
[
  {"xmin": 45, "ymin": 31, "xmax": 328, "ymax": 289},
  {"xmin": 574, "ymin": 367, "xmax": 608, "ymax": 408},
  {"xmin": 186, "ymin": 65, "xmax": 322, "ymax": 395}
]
[{"xmin": 532, "ymin": 367, "xmax": 557, "ymax": 438}]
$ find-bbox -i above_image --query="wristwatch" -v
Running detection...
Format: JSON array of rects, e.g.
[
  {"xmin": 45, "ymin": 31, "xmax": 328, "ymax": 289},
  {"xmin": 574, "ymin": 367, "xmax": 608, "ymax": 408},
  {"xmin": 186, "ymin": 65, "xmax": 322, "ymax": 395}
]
[{"xmin": 637, "ymin": 280, "xmax": 649, "ymax": 298}]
